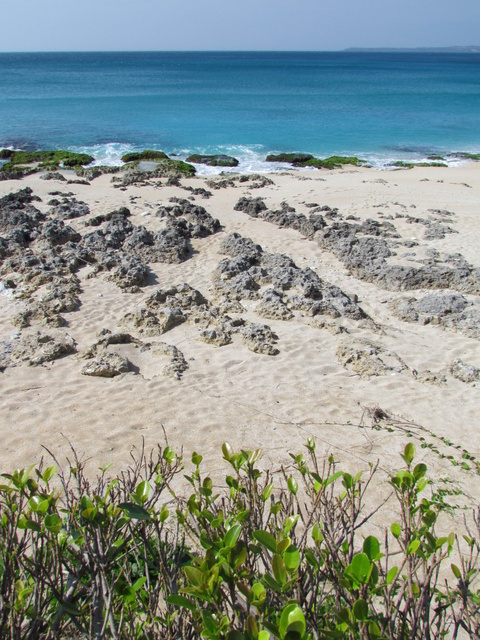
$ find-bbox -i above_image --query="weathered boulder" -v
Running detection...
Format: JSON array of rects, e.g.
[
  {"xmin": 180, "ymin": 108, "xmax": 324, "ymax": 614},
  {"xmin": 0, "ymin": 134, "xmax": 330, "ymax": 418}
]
[
  {"xmin": 11, "ymin": 330, "xmax": 76, "ymax": 366},
  {"xmin": 186, "ymin": 154, "xmax": 239, "ymax": 167},
  {"xmin": 81, "ymin": 353, "xmax": 130, "ymax": 378},
  {"xmin": 450, "ymin": 359, "xmax": 480, "ymax": 384},
  {"xmin": 336, "ymin": 340, "xmax": 408, "ymax": 379}
]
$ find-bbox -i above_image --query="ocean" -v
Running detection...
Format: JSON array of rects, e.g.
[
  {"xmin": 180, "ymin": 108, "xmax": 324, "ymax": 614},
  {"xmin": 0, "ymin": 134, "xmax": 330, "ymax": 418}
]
[{"xmin": 0, "ymin": 51, "xmax": 479, "ymax": 173}]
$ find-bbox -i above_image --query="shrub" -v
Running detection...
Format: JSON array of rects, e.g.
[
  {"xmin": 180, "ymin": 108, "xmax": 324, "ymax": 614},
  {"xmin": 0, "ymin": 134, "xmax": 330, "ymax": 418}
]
[{"xmin": 0, "ymin": 441, "xmax": 479, "ymax": 639}]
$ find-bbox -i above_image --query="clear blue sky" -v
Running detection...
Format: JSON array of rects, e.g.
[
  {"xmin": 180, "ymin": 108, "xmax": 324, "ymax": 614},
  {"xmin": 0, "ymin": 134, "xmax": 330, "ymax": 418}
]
[{"xmin": 2, "ymin": 0, "xmax": 479, "ymax": 52}]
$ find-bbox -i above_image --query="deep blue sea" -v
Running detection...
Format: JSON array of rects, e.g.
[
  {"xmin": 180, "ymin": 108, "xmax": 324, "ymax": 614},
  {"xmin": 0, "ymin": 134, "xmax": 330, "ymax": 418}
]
[{"xmin": 0, "ymin": 51, "xmax": 479, "ymax": 173}]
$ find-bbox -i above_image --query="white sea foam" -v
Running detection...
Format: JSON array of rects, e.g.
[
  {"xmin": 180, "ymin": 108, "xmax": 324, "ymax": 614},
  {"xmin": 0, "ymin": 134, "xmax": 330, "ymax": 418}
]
[{"xmin": 68, "ymin": 142, "xmax": 474, "ymax": 174}]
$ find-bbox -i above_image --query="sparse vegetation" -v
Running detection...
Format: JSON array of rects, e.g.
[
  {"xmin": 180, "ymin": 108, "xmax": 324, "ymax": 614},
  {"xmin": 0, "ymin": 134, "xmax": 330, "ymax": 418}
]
[{"xmin": 1, "ymin": 439, "xmax": 479, "ymax": 639}]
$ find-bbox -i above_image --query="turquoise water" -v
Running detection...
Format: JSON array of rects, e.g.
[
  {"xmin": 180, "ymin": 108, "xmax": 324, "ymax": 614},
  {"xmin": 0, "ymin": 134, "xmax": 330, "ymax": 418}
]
[{"xmin": 0, "ymin": 51, "xmax": 479, "ymax": 172}]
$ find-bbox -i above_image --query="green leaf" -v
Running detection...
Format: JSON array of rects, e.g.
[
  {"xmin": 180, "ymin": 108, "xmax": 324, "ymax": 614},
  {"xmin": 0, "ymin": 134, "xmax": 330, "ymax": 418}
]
[
  {"xmin": 417, "ymin": 478, "xmax": 428, "ymax": 493},
  {"xmin": 222, "ymin": 443, "xmax": 233, "ymax": 461},
  {"xmin": 408, "ymin": 539, "xmax": 421, "ymax": 555},
  {"xmin": 25, "ymin": 519, "xmax": 41, "ymax": 532},
  {"xmin": 272, "ymin": 554, "xmax": 287, "ymax": 586},
  {"xmin": 368, "ymin": 621, "xmax": 382, "ymax": 637},
  {"xmin": 287, "ymin": 477, "xmax": 298, "ymax": 495},
  {"xmin": 118, "ymin": 502, "xmax": 150, "ymax": 521},
  {"xmin": 231, "ymin": 541, "xmax": 248, "ymax": 569},
  {"xmin": 353, "ymin": 598, "xmax": 368, "ymax": 621},
  {"xmin": 403, "ymin": 443, "xmax": 415, "ymax": 465},
  {"xmin": 325, "ymin": 470, "xmax": 344, "ymax": 487},
  {"xmin": 386, "ymin": 566, "xmax": 398, "ymax": 584},
  {"xmin": 263, "ymin": 573, "xmax": 282, "ymax": 593},
  {"xmin": 45, "ymin": 514, "xmax": 62, "ymax": 533},
  {"xmin": 451, "ymin": 564, "xmax": 462, "ymax": 580},
  {"xmin": 284, "ymin": 545, "xmax": 301, "ymax": 572},
  {"xmin": 134, "ymin": 480, "xmax": 150, "ymax": 505},
  {"xmin": 312, "ymin": 523, "xmax": 323, "ymax": 543},
  {"xmin": 279, "ymin": 604, "xmax": 306, "ymax": 639},
  {"xmin": 413, "ymin": 463, "xmax": 427, "ymax": 480},
  {"xmin": 262, "ymin": 483, "xmax": 274, "ymax": 502},
  {"xmin": 251, "ymin": 582, "xmax": 266, "ymax": 605},
  {"xmin": 29, "ymin": 496, "xmax": 50, "ymax": 513},
  {"xmin": 253, "ymin": 530, "xmax": 277, "ymax": 553},
  {"xmin": 224, "ymin": 523, "xmax": 242, "ymax": 548},
  {"xmin": 345, "ymin": 553, "xmax": 371, "ymax": 586},
  {"xmin": 202, "ymin": 610, "xmax": 218, "ymax": 635},
  {"xmin": 159, "ymin": 505, "xmax": 169, "ymax": 523},
  {"xmin": 284, "ymin": 516, "xmax": 298, "ymax": 537},
  {"xmin": 363, "ymin": 536, "xmax": 380, "ymax": 561},
  {"xmin": 391, "ymin": 522, "xmax": 401, "ymax": 538},
  {"xmin": 42, "ymin": 466, "xmax": 56, "ymax": 483},
  {"xmin": 184, "ymin": 566, "xmax": 204, "ymax": 587},
  {"xmin": 191, "ymin": 451, "xmax": 203, "ymax": 466},
  {"xmin": 166, "ymin": 594, "xmax": 197, "ymax": 612}
]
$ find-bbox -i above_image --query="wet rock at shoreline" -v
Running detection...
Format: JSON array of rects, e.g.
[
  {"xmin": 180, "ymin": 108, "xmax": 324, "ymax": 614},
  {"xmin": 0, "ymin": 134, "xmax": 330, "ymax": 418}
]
[{"xmin": 186, "ymin": 154, "xmax": 239, "ymax": 167}]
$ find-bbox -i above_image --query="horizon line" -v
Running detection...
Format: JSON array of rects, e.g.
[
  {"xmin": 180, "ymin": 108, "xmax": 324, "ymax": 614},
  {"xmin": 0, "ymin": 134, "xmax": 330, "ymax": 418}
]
[{"xmin": 1, "ymin": 46, "xmax": 480, "ymax": 54}]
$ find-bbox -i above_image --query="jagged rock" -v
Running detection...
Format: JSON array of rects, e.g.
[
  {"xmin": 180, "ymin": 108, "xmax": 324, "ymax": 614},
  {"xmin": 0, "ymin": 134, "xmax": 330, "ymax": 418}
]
[
  {"xmin": 234, "ymin": 197, "xmax": 267, "ymax": 216},
  {"xmin": 450, "ymin": 359, "xmax": 480, "ymax": 384},
  {"xmin": 40, "ymin": 172, "xmax": 67, "ymax": 182},
  {"xmin": 153, "ymin": 343, "xmax": 188, "ymax": 379},
  {"xmin": 199, "ymin": 327, "xmax": 233, "ymax": 346},
  {"xmin": 214, "ymin": 233, "xmax": 366, "ymax": 321},
  {"xmin": 424, "ymin": 222, "xmax": 457, "ymax": 240},
  {"xmin": 220, "ymin": 232, "xmax": 262, "ymax": 261},
  {"xmin": 240, "ymin": 323, "xmax": 279, "ymax": 356},
  {"xmin": 255, "ymin": 289, "xmax": 294, "ymax": 320},
  {"xmin": 391, "ymin": 293, "xmax": 480, "ymax": 339},
  {"xmin": 0, "ymin": 187, "xmax": 45, "ymax": 235},
  {"xmin": 81, "ymin": 353, "xmax": 130, "ymax": 377},
  {"xmin": 86, "ymin": 207, "xmax": 131, "ymax": 227},
  {"xmin": 416, "ymin": 370, "xmax": 447, "ymax": 385},
  {"xmin": 75, "ymin": 165, "xmax": 121, "ymax": 180},
  {"xmin": 206, "ymin": 174, "xmax": 274, "ymax": 190},
  {"xmin": 336, "ymin": 340, "xmax": 408, "ymax": 379},
  {"xmin": 156, "ymin": 199, "xmax": 220, "ymax": 238},
  {"xmin": 33, "ymin": 219, "xmax": 81, "ymax": 249},
  {"xmin": 109, "ymin": 254, "xmax": 149, "ymax": 291},
  {"xmin": 316, "ymin": 221, "xmax": 480, "ymax": 294},
  {"xmin": 11, "ymin": 330, "xmax": 76, "ymax": 366},
  {"xmin": 122, "ymin": 307, "xmax": 186, "ymax": 335},
  {"xmin": 12, "ymin": 305, "xmax": 66, "ymax": 329},
  {"xmin": 49, "ymin": 197, "xmax": 90, "ymax": 219},
  {"xmin": 146, "ymin": 283, "xmax": 208, "ymax": 311}
]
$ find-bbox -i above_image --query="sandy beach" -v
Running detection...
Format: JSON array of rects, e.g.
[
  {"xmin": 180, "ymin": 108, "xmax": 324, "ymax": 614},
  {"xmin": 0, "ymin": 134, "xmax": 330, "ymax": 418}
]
[{"xmin": 0, "ymin": 162, "xmax": 479, "ymax": 510}]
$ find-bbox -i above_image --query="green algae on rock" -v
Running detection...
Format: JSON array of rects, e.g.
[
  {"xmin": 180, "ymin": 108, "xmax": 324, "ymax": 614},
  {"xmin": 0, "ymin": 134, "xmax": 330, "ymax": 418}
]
[{"xmin": 186, "ymin": 154, "xmax": 239, "ymax": 167}]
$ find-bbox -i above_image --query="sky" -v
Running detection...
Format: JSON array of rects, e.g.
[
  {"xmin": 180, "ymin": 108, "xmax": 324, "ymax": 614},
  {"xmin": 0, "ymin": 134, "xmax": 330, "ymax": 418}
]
[{"xmin": 1, "ymin": 0, "xmax": 479, "ymax": 52}]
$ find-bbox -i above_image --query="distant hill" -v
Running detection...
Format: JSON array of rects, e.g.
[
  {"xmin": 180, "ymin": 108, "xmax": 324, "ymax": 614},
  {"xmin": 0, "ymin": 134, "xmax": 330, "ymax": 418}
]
[{"xmin": 345, "ymin": 46, "xmax": 480, "ymax": 53}]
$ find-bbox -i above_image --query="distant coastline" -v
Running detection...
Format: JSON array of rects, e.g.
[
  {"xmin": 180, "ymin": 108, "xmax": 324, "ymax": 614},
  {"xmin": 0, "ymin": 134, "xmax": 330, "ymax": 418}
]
[{"xmin": 344, "ymin": 46, "xmax": 480, "ymax": 53}]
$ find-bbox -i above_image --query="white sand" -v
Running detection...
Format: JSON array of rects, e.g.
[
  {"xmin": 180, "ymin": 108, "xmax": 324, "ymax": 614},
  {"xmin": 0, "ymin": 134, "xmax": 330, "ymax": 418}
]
[{"xmin": 0, "ymin": 164, "xmax": 479, "ymax": 511}]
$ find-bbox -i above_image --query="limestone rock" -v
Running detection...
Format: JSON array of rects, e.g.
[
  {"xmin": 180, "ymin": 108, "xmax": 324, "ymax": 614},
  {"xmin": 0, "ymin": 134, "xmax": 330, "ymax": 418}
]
[
  {"xmin": 81, "ymin": 353, "xmax": 130, "ymax": 378},
  {"xmin": 11, "ymin": 330, "xmax": 76, "ymax": 366},
  {"xmin": 450, "ymin": 359, "xmax": 480, "ymax": 384},
  {"xmin": 336, "ymin": 340, "xmax": 407, "ymax": 379}
]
